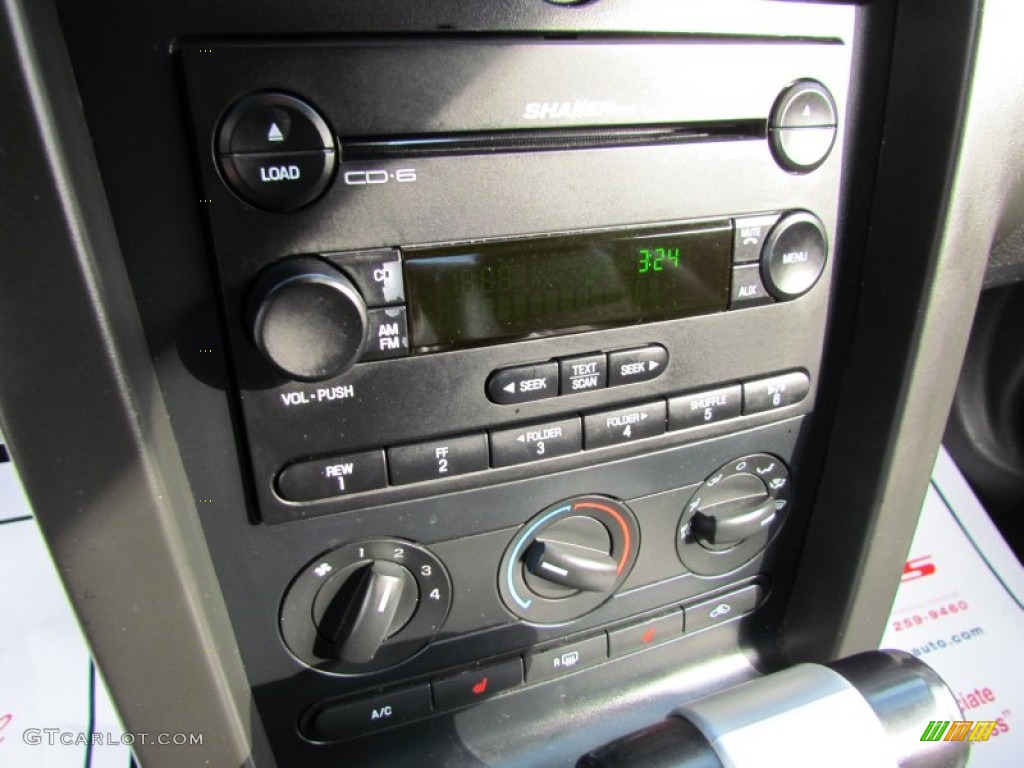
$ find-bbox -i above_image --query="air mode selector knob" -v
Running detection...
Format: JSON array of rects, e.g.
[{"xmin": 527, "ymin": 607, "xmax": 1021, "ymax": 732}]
[
  {"xmin": 247, "ymin": 257, "xmax": 368, "ymax": 381},
  {"xmin": 677, "ymin": 454, "xmax": 793, "ymax": 577},
  {"xmin": 690, "ymin": 473, "xmax": 776, "ymax": 550}
]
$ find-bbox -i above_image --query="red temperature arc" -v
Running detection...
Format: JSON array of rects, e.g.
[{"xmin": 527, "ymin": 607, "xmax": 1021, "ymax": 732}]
[{"xmin": 574, "ymin": 500, "xmax": 632, "ymax": 575}]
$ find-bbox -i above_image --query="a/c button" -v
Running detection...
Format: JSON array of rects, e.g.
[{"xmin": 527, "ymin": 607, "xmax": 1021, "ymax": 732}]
[{"xmin": 304, "ymin": 684, "xmax": 432, "ymax": 743}]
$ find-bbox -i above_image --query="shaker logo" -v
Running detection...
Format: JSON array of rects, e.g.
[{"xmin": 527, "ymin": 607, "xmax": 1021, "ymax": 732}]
[{"xmin": 522, "ymin": 99, "xmax": 639, "ymax": 120}]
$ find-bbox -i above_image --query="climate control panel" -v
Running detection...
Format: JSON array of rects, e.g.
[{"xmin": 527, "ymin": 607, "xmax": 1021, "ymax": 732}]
[{"xmin": 278, "ymin": 447, "xmax": 794, "ymax": 728}]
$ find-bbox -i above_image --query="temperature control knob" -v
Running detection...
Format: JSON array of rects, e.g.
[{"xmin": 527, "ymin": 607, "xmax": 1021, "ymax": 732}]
[
  {"xmin": 500, "ymin": 496, "xmax": 639, "ymax": 624},
  {"xmin": 280, "ymin": 539, "xmax": 451, "ymax": 674},
  {"xmin": 247, "ymin": 257, "xmax": 368, "ymax": 381}
]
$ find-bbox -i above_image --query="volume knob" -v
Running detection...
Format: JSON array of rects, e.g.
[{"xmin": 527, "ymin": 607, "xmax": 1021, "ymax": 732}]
[{"xmin": 247, "ymin": 257, "xmax": 368, "ymax": 381}]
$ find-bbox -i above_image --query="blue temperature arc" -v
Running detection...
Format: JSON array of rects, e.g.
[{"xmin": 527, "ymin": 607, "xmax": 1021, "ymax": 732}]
[{"xmin": 507, "ymin": 504, "xmax": 573, "ymax": 610}]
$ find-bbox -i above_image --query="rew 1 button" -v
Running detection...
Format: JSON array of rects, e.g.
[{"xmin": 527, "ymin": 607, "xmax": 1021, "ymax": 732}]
[
  {"xmin": 487, "ymin": 363, "xmax": 559, "ymax": 405},
  {"xmin": 277, "ymin": 450, "xmax": 387, "ymax": 502}
]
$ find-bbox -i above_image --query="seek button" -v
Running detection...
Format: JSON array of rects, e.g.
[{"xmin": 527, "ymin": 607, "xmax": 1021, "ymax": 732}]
[
  {"xmin": 487, "ymin": 363, "xmax": 559, "ymax": 405},
  {"xmin": 607, "ymin": 346, "xmax": 668, "ymax": 388}
]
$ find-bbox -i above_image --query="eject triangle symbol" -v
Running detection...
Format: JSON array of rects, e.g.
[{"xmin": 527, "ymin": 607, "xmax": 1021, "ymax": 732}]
[{"xmin": 268, "ymin": 122, "xmax": 285, "ymax": 142}]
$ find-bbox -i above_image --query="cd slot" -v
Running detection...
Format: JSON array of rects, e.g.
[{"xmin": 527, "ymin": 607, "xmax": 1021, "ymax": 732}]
[{"xmin": 340, "ymin": 120, "xmax": 766, "ymax": 162}]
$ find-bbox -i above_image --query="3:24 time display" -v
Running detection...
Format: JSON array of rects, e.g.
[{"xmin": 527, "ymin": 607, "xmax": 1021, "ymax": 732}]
[{"xmin": 637, "ymin": 247, "xmax": 681, "ymax": 274}]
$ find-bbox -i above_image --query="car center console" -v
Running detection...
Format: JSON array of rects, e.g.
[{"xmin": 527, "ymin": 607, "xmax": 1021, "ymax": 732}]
[
  {"xmin": 5, "ymin": 0, "xmax": 1011, "ymax": 764},
  {"xmin": 38, "ymin": 0, "xmax": 1014, "ymax": 764},
  {"xmin": 175, "ymin": 25, "xmax": 851, "ymax": 761}
]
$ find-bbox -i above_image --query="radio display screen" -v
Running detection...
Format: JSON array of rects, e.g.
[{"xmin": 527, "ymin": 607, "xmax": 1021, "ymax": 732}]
[{"xmin": 403, "ymin": 220, "xmax": 732, "ymax": 352}]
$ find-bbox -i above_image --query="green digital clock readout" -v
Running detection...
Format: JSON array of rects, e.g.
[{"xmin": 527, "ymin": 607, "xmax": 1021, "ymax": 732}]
[
  {"xmin": 403, "ymin": 220, "xmax": 731, "ymax": 352},
  {"xmin": 637, "ymin": 247, "xmax": 681, "ymax": 274}
]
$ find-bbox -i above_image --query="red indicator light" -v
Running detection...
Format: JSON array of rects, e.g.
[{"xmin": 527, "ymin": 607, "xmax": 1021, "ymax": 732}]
[
  {"xmin": 641, "ymin": 628, "xmax": 656, "ymax": 644},
  {"xmin": 471, "ymin": 677, "xmax": 489, "ymax": 695}
]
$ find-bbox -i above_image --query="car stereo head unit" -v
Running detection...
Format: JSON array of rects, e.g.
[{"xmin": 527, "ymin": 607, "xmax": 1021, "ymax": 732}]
[{"xmin": 182, "ymin": 37, "xmax": 846, "ymax": 524}]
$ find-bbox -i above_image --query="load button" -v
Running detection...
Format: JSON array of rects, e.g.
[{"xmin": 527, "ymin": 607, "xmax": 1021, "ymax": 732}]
[
  {"xmin": 607, "ymin": 345, "xmax": 668, "ymax": 387},
  {"xmin": 217, "ymin": 92, "xmax": 337, "ymax": 212},
  {"xmin": 223, "ymin": 151, "xmax": 336, "ymax": 212}
]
